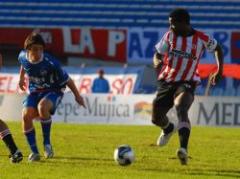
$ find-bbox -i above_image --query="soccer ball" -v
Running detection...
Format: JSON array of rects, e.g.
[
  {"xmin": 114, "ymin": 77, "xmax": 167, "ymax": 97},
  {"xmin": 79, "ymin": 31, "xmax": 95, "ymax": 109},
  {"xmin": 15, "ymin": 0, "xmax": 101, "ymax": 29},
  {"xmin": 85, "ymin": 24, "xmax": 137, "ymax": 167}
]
[{"xmin": 113, "ymin": 145, "xmax": 135, "ymax": 166}]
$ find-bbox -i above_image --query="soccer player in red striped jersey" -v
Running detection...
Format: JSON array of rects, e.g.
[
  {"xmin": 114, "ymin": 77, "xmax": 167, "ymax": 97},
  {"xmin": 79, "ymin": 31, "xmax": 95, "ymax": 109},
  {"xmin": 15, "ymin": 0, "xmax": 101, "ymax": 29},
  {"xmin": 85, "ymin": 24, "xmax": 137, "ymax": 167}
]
[
  {"xmin": 0, "ymin": 53, "xmax": 23, "ymax": 163},
  {"xmin": 152, "ymin": 8, "xmax": 223, "ymax": 165}
]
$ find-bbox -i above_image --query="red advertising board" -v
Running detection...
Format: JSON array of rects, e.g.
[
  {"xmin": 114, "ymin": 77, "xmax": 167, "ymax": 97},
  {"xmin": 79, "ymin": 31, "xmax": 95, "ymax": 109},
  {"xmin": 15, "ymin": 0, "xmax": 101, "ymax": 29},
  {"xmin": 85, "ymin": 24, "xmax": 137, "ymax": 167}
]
[
  {"xmin": 0, "ymin": 27, "xmax": 127, "ymax": 62},
  {"xmin": 0, "ymin": 28, "xmax": 64, "ymax": 55},
  {"xmin": 62, "ymin": 28, "xmax": 126, "ymax": 62}
]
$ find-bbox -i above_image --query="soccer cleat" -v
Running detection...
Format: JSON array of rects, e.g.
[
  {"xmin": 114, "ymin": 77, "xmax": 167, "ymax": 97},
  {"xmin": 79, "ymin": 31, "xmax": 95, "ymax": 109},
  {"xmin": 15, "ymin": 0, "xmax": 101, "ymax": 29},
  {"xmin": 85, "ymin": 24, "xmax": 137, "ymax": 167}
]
[
  {"xmin": 156, "ymin": 124, "xmax": 176, "ymax": 146},
  {"xmin": 9, "ymin": 150, "xmax": 23, "ymax": 163},
  {"xmin": 28, "ymin": 153, "xmax": 40, "ymax": 162},
  {"xmin": 44, "ymin": 144, "xmax": 54, "ymax": 158},
  {"xmin": 177, "ymin": 148, "xmax": 188, "ymax": 165}
]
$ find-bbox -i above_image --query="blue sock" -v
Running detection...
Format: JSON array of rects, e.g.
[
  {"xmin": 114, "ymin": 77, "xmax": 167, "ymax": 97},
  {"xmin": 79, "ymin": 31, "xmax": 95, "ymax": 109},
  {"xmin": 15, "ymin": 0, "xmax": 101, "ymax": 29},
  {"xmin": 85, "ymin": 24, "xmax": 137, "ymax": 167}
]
[
  {"xmin": 25, "ymin": 129, "xmax": 39, "ymax": 154},
  {"xmin": 41, "ymin": 119, "xmax": 52, "ymax": 145}
]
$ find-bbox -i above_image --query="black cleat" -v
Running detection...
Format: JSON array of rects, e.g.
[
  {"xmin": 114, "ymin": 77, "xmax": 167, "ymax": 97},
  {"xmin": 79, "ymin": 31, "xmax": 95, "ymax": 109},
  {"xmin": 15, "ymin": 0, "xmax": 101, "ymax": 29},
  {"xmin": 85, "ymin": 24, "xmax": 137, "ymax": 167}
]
[{"xmin": 9, "ymin": 150, "xmax": 23, "ymax": 163}]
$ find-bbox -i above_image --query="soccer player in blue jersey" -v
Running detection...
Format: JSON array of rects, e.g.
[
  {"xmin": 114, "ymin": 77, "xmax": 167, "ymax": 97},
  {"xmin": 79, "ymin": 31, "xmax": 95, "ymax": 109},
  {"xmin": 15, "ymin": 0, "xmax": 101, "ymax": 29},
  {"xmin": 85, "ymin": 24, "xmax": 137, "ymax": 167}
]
[{"xmin": 18, "ymin": 33, "xmax": 85, "ymax": 162}]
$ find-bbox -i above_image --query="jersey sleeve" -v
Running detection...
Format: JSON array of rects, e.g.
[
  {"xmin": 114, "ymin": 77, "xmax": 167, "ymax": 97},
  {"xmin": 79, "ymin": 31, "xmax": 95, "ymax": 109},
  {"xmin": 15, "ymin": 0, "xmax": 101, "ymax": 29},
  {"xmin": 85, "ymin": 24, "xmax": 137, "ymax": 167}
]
[
  {"xmin": 200, "ymin": 32, "xmax": 217, "ymax": 53},
  {"xmin": 155, "ymin": 32, "xmax": 170, "ymax": 55},
  {"xmin": 18, "ymin": 50, "xmax": 26, "ymax": 65}
]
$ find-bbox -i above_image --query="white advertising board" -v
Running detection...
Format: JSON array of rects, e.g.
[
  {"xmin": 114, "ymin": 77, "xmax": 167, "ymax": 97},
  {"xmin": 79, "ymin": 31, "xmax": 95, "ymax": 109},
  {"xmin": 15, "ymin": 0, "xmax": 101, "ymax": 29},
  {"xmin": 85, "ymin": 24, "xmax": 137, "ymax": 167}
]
[{"xmin": 0, "ymin": 93, "xmax": 240, "ymax": 127}]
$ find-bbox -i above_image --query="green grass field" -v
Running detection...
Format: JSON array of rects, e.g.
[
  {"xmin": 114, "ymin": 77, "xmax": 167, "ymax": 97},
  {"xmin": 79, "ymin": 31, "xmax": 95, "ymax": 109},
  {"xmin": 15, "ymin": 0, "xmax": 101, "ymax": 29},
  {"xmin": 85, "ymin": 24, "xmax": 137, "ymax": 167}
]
[{"xmin": 0, "ymin": 122, "xmax": 240, "ymax": 179}]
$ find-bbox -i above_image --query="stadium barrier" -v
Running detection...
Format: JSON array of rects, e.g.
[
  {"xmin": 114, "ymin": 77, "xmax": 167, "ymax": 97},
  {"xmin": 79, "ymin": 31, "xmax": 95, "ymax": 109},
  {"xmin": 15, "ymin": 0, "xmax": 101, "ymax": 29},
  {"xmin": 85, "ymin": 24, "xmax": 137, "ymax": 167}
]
[{"xmin": 0, "ymin": 93, "xmax": 240, "ymax": 126}]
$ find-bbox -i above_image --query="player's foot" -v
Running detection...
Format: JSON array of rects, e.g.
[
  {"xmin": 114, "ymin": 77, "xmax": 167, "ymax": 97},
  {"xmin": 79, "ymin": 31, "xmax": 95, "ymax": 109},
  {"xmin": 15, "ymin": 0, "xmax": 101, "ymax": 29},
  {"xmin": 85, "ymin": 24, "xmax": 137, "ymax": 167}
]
[
  {"xmin": 177, "ymin": 148, "xmax": 188, "ymax": 165},
  {"xmin": 28, "ymin": 153, "xmax": 40, "ymax": 162},
  {"xmin": 9, "ymin": 150, "xmax": 23, "ymax": 163},
  {"xmin": 156, "ymin": 123, "xmax": 176, "ymax": 146},
  {"xmin": 44, "ymin": 144, "xmax": 54, "ymax": 158}
]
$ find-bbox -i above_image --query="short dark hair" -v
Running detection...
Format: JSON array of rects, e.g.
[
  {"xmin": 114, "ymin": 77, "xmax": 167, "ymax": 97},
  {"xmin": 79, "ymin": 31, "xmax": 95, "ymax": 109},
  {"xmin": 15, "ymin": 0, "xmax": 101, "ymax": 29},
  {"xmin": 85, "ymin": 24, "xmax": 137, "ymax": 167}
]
[
  {"xmin": 169, "ymin": 8, "xmax": 190, "ymax": 24},
  {"xmin": 24, "ymin": 32, "xmax": 45, "ymax": 50},
  {"xmin": 97, "ymin": 69, "xmax": 104, "ymax": 74}
]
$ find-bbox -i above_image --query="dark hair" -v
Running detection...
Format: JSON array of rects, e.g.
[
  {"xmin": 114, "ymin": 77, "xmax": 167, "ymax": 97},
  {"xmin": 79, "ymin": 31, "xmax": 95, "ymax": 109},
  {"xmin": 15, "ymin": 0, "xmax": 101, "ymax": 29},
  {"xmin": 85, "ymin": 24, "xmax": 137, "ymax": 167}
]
[
  {"xmin": 24, "ymin": 32, "xmax": 45, "ymax": 49},
  {"xmin": 98, "ymin": 69, "xmax": 104, "ymax": 74},
  {"xmin": 169, "ymin": 8, "xmax": 190, "ymax": 24}
]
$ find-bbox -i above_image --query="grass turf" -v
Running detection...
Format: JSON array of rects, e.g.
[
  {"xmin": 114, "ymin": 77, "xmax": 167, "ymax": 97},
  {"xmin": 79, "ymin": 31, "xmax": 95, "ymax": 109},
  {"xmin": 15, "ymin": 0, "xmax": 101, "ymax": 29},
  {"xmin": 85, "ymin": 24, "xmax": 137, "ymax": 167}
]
[{"xmin": 0, "ymin": 122, "xmax": 240, "ymax": 179}]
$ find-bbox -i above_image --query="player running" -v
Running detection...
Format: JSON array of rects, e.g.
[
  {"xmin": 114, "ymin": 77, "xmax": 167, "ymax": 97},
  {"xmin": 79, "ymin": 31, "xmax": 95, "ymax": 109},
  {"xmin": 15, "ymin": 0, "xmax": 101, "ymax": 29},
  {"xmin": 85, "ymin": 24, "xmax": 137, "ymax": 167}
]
[
  {"xmin": 18, "ymin": 33, "xmax": 85, "ymax": 162},
  {"xmin": 152, "ymin": 8, "xmax": 223, "ymax": 165}
]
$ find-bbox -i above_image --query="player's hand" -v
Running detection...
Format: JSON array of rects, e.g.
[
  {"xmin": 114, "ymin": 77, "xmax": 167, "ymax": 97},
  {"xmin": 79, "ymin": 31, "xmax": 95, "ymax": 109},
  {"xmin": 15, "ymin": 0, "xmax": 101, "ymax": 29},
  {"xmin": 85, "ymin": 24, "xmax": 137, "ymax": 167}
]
[
  {"xmin": 18, "ymin": 79, "xmax": 27, "ymax": 91},
  {"xmin": 75, "ymin": 95, "xmax": 86, "ymax": 108},
  {"xmin": 153, "ymin": 53, "xmax": 163, "ymax": 69},
  {"xmin": 153, "ymin": 58, "xmax": 163, "ymax": 69},
  {"xmin": 210, "ymin": 71, "xmax": 222, "ymax": 85}
]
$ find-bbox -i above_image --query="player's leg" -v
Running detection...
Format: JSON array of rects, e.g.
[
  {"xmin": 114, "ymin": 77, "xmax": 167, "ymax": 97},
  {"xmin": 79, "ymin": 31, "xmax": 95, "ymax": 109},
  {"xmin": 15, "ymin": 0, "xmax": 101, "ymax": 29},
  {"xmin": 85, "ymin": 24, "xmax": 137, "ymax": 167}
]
[
  {"xmin": 22, "ymin": 94, "xmax": 40, "ymax": 162},
  {"xmin": 174, "ymin": 88, "xmax": 194, "ymax": 165},
  {"xmin": 38, "ymin": 91, "xmax": 63, "ymax": 158},
  {"xmin": 152, "ymin": 81, "xmax": 176, "ymax": 146},
  {"xmin": 0, "ymin": 119, "xmax": 23, "ymax": 163}
]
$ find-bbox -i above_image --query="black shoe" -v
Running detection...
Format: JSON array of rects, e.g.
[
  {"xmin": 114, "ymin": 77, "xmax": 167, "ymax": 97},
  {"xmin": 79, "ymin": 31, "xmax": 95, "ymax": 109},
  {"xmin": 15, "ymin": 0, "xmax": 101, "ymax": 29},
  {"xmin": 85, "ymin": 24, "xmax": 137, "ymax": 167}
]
[{"xmin": 9, "ymin": 150, "xmax": 23, "ymax": 163}]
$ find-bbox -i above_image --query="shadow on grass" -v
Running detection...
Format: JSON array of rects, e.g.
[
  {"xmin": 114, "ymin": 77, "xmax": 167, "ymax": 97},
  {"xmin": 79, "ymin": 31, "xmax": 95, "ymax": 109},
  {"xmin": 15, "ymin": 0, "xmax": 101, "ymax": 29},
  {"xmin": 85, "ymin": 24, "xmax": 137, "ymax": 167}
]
[
  {"xmin": 37, "ymin": 155, "xmax": 113, "ymax": 165},
  {"xmin": 141, "ymin": 166, "xmax": 240, "ymax": 178},
  {"xmin": 53, "ymin": 156, "xmax": 112, "ymax": 161},
  {"xmin": 0, "ymin": 154, "xmax": 113, "ymax": 165}
]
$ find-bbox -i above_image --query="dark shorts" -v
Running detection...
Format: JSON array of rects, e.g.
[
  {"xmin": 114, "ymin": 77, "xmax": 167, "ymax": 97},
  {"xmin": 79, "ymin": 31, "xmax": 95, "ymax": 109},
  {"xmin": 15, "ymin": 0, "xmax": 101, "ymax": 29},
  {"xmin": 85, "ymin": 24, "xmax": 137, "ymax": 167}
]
[
  {"xmin": 23, "ymin": 91, "xmax": 64, "ymax": 115},
  {"xmin": 154, "ymin": 80, "xmax": 197, "ymax": 109}
]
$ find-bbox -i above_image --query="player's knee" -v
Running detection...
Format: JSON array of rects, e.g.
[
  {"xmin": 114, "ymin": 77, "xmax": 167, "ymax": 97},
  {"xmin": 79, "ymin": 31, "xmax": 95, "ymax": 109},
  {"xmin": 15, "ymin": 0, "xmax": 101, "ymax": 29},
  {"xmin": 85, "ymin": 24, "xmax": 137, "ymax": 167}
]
[
  {"xmin": 151, "ymin": 116, "xmax": 159, "ymax": 125},
  {"xmin": 37, "ymin": 104, "xmax": 47, "ymax": 116},
  {"xmin": 152, "ymin": 111, "xmax": 168, "ymax": 127},
  {"xmin": 152, "ymin": 99, "xmax": 169, "ymax": 127},
  {"xmin": 38, "ymin": 103, "xmax": 50, "ymax": 118},
  {"xmin": 22, "ymin": 113, "xmax": 34, "ymax": 123}
]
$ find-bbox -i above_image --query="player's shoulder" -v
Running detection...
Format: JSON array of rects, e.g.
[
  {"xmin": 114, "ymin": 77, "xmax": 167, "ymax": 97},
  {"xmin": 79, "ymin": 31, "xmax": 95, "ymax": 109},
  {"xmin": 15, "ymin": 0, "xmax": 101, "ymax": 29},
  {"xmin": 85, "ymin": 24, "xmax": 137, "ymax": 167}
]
[
  {"xmin": 43, "ymin": 52, "xmax": 60, "ymax": 66},
  {"xmin": 163, "ymin": 29, "xmax": 173, "ymax": 39},
  {"xmin": 18, "ymin": 50, "xmax": 27, "ymax": 60},
  {"xmin": 194, "ymin": 30, "xmax": 210, "ymax": 41}
]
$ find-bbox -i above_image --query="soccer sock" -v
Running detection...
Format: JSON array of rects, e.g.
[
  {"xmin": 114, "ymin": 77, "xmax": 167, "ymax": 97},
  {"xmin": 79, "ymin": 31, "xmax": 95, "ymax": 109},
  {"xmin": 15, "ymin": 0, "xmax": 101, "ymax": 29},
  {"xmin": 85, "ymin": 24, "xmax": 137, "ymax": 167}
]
[
  {"xmin": 0, "ymin": 129, "xmax": 18, "ymax": 155},
  {"xmin": 178, "ymin": 122, "xmax": 191, "ymax": 150},
  {"xmin": 162, "ymin": 122, "xmax": 174, "ymax": 134},
  {"xmin": 25, "ymin": 128, "xmax": 39, "ymax": 154},
  {"xmin": 41, "ymin": 118, "xmax": 52, "ymax": 145}
]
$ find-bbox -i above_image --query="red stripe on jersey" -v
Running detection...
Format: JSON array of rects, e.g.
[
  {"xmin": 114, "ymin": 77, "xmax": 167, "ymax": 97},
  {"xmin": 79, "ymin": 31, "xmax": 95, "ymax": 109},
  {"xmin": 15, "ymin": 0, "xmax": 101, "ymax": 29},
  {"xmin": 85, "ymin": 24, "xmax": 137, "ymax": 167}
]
[
  {"xmin": 160, "ymin": 33, "xmax": 177, "ymax": 80},
  {"xmin": 170, "ymin": 37, "xmax": 187, "ymax": 81},
  {"xmin": 190, "ymin": 48, "xmax": 204, "ymax": 80},
  {"xmin": 181, "ymin": 34, "xmax": 198, "ymax": 80}
]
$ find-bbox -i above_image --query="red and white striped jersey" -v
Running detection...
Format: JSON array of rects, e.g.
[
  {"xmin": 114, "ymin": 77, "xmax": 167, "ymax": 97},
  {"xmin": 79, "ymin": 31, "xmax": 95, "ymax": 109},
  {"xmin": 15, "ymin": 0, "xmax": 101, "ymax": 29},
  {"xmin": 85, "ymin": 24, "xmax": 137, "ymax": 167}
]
[{"xmin": 155, "ymin": 29, "xmax": 217, "ymax": 82}]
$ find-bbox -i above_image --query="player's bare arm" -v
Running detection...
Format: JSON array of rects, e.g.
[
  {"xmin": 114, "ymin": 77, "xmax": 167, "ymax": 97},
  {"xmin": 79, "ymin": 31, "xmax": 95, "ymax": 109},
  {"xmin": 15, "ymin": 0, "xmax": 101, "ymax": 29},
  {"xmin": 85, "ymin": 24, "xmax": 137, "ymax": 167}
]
[
  {"xmin": 66, "ymin": 78, "xmax": 86, "ymax": 108},
  {"xmin": 210, "ymin": 44, "xmax": 224, "ymax": 85},
  {"xmin": 18, "ymin": 66, "xmax": 27, "ymax": 91}
]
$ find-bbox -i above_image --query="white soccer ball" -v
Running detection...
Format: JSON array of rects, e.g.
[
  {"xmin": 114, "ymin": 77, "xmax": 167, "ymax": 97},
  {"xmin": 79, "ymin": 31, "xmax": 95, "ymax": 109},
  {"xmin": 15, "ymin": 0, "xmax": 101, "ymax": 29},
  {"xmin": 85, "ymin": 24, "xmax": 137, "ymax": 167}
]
[{"xmin": 114, "ymin": 144, "xmax": 135, "ymax": 166}]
